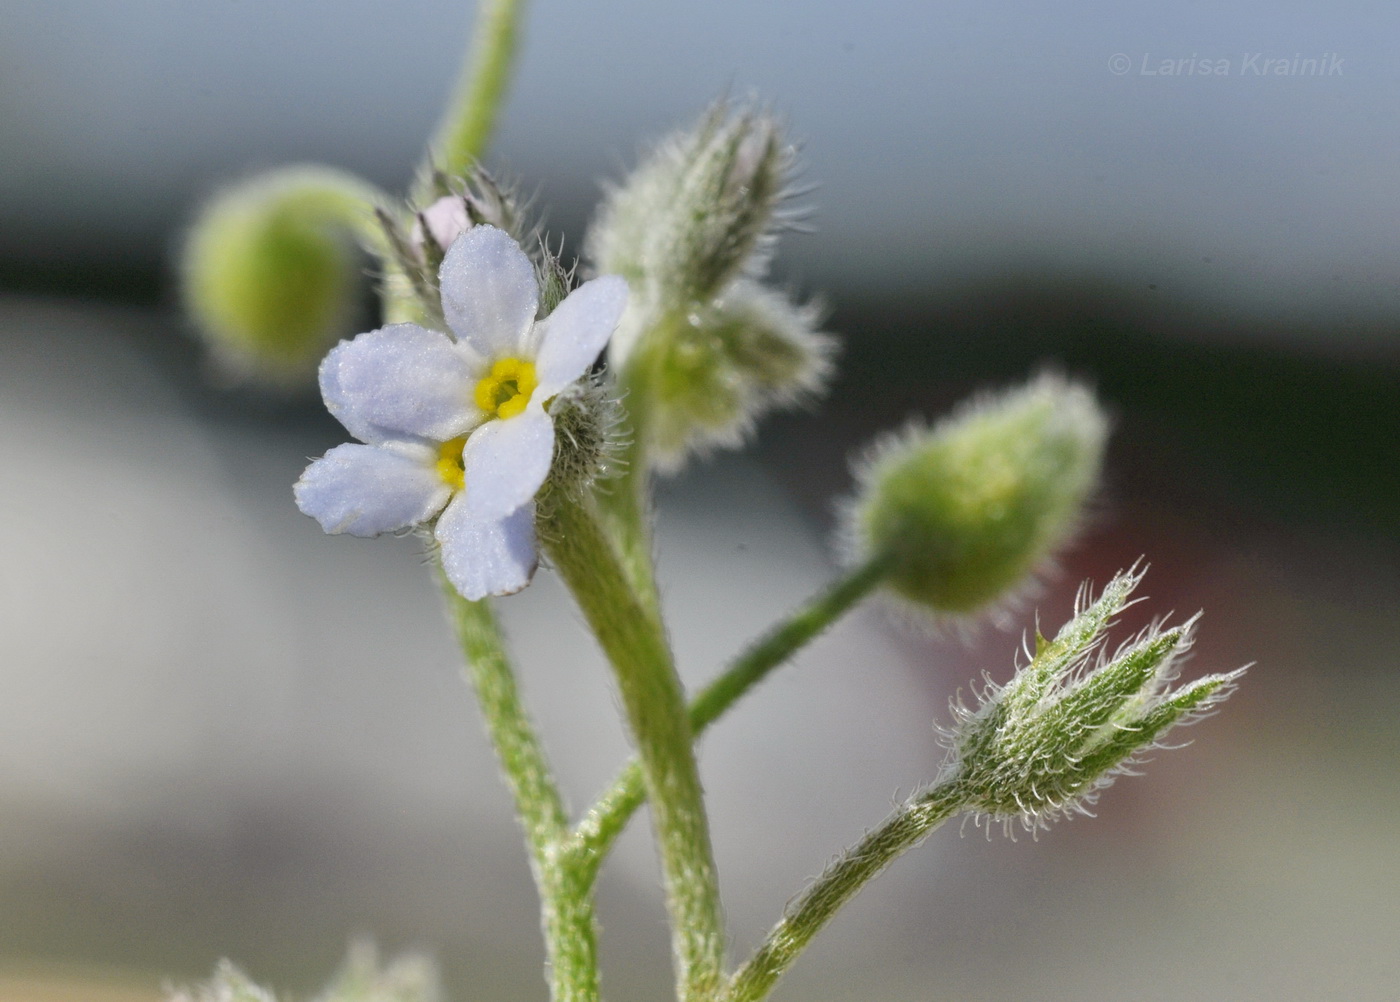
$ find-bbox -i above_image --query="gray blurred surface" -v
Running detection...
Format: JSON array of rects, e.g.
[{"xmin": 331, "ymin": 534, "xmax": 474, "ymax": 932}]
[
  {"xmin": 3, "ymin": 1, "xmax": 1399, "ymax": 347},
  {"xmin": 2, "ymin": 296, "xmax": 1398, "ymax": 999}
]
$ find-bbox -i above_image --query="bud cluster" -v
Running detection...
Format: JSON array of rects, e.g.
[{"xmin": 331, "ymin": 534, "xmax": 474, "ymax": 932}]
[
  {"xmin": 944, "ymin": 568, "xmax": 1244, "ymax": 832},
  {"xmin": 586, "ymin": 104, "xmax": 834, "ymax": 470}
]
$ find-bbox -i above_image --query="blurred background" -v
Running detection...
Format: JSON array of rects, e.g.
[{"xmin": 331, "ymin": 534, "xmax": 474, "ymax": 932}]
[{"xmin": 1, "ymin": 1, "xmax": 1396, "ymax": 1000}]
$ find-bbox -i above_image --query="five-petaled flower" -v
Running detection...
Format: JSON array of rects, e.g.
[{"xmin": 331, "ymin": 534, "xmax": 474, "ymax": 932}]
[{"xmin": 294, "ymin": 225, "xmax": 627, "ymax": 599}]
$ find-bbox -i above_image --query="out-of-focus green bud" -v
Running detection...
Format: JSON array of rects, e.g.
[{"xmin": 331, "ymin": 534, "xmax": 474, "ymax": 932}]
[
  {"xmin": 842, "ymin": 374, "xmax": 1108, "ymax": 616},
  {"xmin": 313, "ymin": 940, "xmax": 442, "ymax": 1002},
  {"xmin": 639, "ymin": 280, "xmax": 834, "ymax": 470},
  {"xmin": 181, "ymin": 166, "xmax": 385, "ymax": 384},
  {"xmin": 587, "ymin": 103, "xmax": 793, "ymax": 365},
  {"xmin": 166, "ymin": 960, "xmax": 277, "ymax": 1002},
  {"xmin": 946, "ymin": 568, "xmax": 1244, "ymax": 832}
]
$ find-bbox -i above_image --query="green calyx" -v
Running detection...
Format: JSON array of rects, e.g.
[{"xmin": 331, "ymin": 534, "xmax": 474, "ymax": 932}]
[{"xmin": 849, "ymin": 373, "xmax": 1108, "ymax": 616}]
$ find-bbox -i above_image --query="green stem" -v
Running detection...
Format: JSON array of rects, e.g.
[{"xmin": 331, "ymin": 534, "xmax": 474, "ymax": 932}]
[
  {"xmin": 542, "ymin": 492, "xmax": 726, "ymax": 1002},
  {"xmin": 599, "ymin": 362, "xmax": 662, "ymax": 615},
  {"xmin": 440, "ymin": 574, "xmax": 599, "ymax": 1002},
  {"xmin": 421, "ymin": 0, "xmax": 527, "ymax": 191},
  {"xmin": 571, "ymin": 554, "xmax": 891, "ymax": 875},
  {"xmin": 263, "ymin": 165, "xmax": 392, "ymax": 255},
  {"xmin": 723, "ymin": 780, "xmax": 968, "ymax": 1002}
]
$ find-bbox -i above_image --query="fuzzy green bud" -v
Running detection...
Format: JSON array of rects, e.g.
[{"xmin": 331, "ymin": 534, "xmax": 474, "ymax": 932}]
[
  {"xmin": 638, "ymin": 281, "xmax": 834, "ymax": 470},
  {"xmin": 946, "ymin": 567, "xmax": 1244, "ymax": 831},
  {"xmin": 167, "ymin": 945, "xmax": 440, "ymax": 1002},
  {"xmin": 585, "ymin": 102, "xmax": 833, "ymax": 475},
  {"xmin": 314, "ymin": 940, "xmax": 441, "ymax": 1002},
  {"xmin": 167, "ymin": 960, "xmax": 276, "ymax": 1002},
  {"xmin": 842, "ymin": 374, "xmax": 1108, "ymax": 616},
  {"xmin": 181, "ymin": 166, "xmax": 384, "ymax": 384},
  {"xmin": 587, "ymin": 104, "xmax": 791, "ymax": 357}
]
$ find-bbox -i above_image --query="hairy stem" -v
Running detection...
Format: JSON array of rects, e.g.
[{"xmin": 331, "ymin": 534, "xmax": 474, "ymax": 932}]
[
  {"xmin": 723, "ymin": 780, "xmax": 967, "ymax": 1002},
  {"xmin": 421, "ymin": 0, "xmax": 526, "ymax": 191},
  {"xmin": 441, "ymin": 574, "xmax": 599, "ymax": 1002},
  {"xmin": 598, "ymin": 367, "xmax": 662, "ymax": 615},
  {"xmin": 571, "ymin": 554, "xmax": 891, "ymax": 875},
  {"xmin": 542, "ymin": 492, "xmax": 726, "ymax": 1002}
]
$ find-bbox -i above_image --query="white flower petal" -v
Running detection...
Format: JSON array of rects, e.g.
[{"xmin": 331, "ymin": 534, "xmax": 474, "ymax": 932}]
[
  {"xmin": 294, "ymin": 442, "xmax": 450, "ymax": 537},
  {"xmin": 320, "ymin": 324, "xmax": 480, "ymax": 443},
  {"xmin": 460, "ymin": 408, "xmax": 555, "ymax": 519},
  {"xmin": 437, "ymin": 497, "xmax": 539, "ymax": 600},
  {"xmin": 439, "ymin": 225, "xmax": 539, "ymax": 357},
  {"xmin": 533, "ymin": 275, "xmax": 628, "ymax": 396}
]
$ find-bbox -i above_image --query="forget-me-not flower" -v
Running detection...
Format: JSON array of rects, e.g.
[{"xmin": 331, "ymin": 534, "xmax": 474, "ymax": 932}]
[{"xmin": 295, "ymin": 225, "xmax": 627, "ymax": 599}]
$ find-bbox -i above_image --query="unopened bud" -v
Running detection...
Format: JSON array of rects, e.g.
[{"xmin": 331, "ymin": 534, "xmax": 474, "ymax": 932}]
[
  {"xmin": 181, "ymin": 166, "xmax": 381, "ymax": 384},
  {"xmin": 587, "ymin": 103, "xmax": 794, "ymax": 366},
  {"xmin": 641, "ymin": 281, "xmax": 834, "ymax": 470},
  {"xmin": 166, "ymin": 960, "xmax": 276, "ymax": 1002},
  {"xmin": 412, "ymin": 194, "xmax": 472, "ymax": 254},
  {"xmin": 842, "ymin": 374, "xmax": 1108, "ymax": 616},
  {"xmin": 316, "ymin": 939, "xmax": 442, "ymax": 1002},
  {"xmin": 946, "ymin": 568, "xmax": 1244, "ymax": 831}
]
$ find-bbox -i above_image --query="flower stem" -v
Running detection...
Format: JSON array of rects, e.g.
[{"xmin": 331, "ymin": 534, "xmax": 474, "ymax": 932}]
[
  {"xmin": 542, "ymin": 492, "xmax": 726, "ymax": 1002},
  {"xmin": 440, "ymin": 572, "xmax": 600, "ymax": 1002},
  {"xmin": 599, "ymin": 373, "xmax": 663, "ymax": 615},
  {"xmin": 570, "ymin": 553, "xmax": 892, "ymax": 875},
  {"xmin": 422, "ymin": 0, "xmax": 526, "ymax": 190},
  {"xmin": 722, "ymin": 779, "xmax": 968, "ymax": 1002}
]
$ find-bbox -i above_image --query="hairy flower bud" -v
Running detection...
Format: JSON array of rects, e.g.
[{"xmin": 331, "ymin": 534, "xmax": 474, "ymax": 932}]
[
  {"xmin": 585, "ymin": 103, "xmax": 833, "ymax": 472},
  {"xmin": 181, "ymin": 166, "xmax": 381, "ymax": 384},
  {"xmin": 167, "ymin": 944, "xmax": 440, "ymax": 1002},
  {"xmin": 945, "ymin": 568, "xmax": 1244, "ymax": 831},
  {"xmin": 377, "ymin": 167, "xmax": 531, "ymax": 326},
  {"xmin": 167, "ymin": 960, "xmax": 276, "ymax": 1002},
  {"xmin": 587, "ymin": 104, "xmax": 792, "ymax": 363},
  {"xmin": 841, "ymin": 374, "xmax": 1108, "ymax": 617},
  {"xmin": 315, "ymin": 940, "xmax": 442, "ymax": 1002},
  {"xmin": 640, "ymin": 281, "xmax": 834, "ymax": 470}
]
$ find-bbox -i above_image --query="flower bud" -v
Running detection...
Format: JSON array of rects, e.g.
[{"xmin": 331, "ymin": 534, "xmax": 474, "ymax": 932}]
[
  {"xmin": 842, "ymin": 374, "xmax": 1108, "ymax": 616},
  {"xmin": 379, "ymin": 168, "xmax": 536, "ymax": 325},
  {"xmin": 408, "ymin": 168, "xmax": 522, "ymax": 257},
  {"xmin": 182, "ymin": 166, "xmax": 381, "ymax": 384},
  {"xmin": 945, "ymin": 568, "xmax": 1244, "ymax": 831},
  {"xmin": 316, "ymin": 940, "xmax": 442, "ymax": 1002},
  {"xmin": 587, "ymin": 103, "xmax": 794, "ymax": 365},
  {"xmin": 167, "ymin": 960, "xmax": 276, "ymax": 1002},
  {"xmin": 640, "ymin": 281, "xmax": 834, "ymax": 470}
]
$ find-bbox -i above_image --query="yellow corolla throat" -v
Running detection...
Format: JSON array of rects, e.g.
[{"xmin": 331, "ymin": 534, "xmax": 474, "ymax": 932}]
[
  {"xmin": 436, "ymin": 436, "xmax": 468, "ymax": 491},
  {"xmin": 474, "ymin": 357, "xmax": 538, "ymax": 420}
]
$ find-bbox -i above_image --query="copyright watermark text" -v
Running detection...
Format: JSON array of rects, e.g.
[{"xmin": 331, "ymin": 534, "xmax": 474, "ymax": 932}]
[{"xmin": 1108, "ymin": 52, "xmax": 1344, "ymax": 77}]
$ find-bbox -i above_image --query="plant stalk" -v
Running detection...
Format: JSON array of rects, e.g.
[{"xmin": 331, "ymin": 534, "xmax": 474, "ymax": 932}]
[{"xmin": 542, "ymin": 492, "xmax": 726, "ymax": 1002}]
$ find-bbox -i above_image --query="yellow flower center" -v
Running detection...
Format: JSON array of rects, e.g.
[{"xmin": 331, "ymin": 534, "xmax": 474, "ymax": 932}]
[
  {"xmin": 436, "ymin": 436, "xmax": 467, "ymax": 490},
  {"xmin": 474, "ymin": 357, "xmax": 537, "ymax": 419}
]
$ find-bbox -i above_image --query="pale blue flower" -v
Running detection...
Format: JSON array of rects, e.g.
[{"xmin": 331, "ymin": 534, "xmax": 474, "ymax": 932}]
[{"xmin": 296, "ymin": 225, "xmax": 627, "ymax": 599}]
